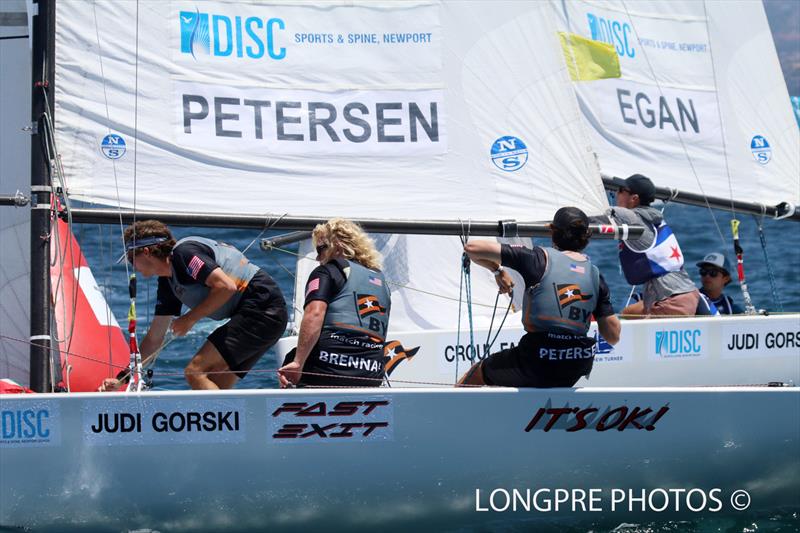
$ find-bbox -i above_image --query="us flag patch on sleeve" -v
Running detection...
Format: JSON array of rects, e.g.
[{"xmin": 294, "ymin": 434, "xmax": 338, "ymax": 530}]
[
  {"xmin": 305, "ymin": 277, "xmax": 320, "ymax": 298},
  {"xmin": 187, "ymin": 256, "xmax": 205, "ymax": 279}
]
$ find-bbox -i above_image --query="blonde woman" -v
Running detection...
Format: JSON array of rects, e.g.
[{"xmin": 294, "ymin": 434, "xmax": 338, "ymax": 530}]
[{"xmin": 278, "ymin": 219, "xmax": 391, "ymax": 387}]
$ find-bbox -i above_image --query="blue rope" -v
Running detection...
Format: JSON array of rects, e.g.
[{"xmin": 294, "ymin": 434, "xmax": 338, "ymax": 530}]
[
  {"xmin": 455, "ymin": 259, "xmax": 464, "ymax": 381},
  {"xmin": 754, "ymin": 215, "xmax": 783, "ymax": 312},
  {"xmin": 463, "ymin": 254, "xmax": 476, "ymax": 365}
]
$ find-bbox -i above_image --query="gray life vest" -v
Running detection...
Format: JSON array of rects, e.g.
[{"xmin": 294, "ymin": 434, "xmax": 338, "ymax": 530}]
[
  {"xmin": 167, "ymin": 236, "xmax": 259, "ymax": 320},
  {"xmin": 322, "ymin": 260, "xmax": 391, "ymax": 341},
  {"xmin": 522, "ymin": 247, "xmax": 599, "ymax": 336}
]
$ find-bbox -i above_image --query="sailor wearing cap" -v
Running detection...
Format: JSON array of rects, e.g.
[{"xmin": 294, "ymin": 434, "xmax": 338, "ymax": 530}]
[
  {"xmin": 696, "ymin": 252, "xmax": 743, "ymax": 315},
  {"xmin": 458, "ymin": 207, "xmax": 621, "ymax": 388},
  {"xmin": 605, "ymin": 174, "xmax": 700, "ymax": 317},
  {"xmin": 100, "ymin": 220, "xmax": 287, "ymax": 391}
]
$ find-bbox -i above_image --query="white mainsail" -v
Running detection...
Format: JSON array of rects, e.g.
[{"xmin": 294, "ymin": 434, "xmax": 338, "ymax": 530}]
[
  {"xmin": 54, "ymin": 1, "xmax": 608, "ymax": 221},
  {"xmin": 55, "ymin": 1, "xmax": 617, "ymax": 334},
  {"xmin": 0, "ymin": 1, "xmax": 32, "ymax": 386},
  {"xmin": 554, "ymin": 0, "xmax": 800, "ymax": 206}
]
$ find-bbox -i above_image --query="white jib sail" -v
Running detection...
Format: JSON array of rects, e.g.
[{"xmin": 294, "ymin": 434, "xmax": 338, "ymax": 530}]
[{"xmin": 553, "ymin": 0, "xmax": 800, "ymax": 206}]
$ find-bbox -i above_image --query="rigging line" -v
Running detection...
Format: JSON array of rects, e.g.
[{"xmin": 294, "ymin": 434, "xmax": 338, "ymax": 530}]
[
  {"xmin": 701, "ymin": 0, "xmax": 736, "ymax": 217},
  {"xmin": 269, "ymin": 243, "xmax": 504, "ymax": 309},
  {"xmin": 754, "ymin": 214, "xmax": 783, "ymax": 312},
  {"xmin": 486, "ymin": 296, "xmax": 513, "ymax": 354},
  {"xmin": 242, "ymin": 213, "xmax": 289, "ymax": 254},
  {"xmin": 39, "ymin": 109, "xmax": 81, "ymax": 350},
  {"xmin": 0, "ymin": 335, "xmax": 129, "ymax": 372},
  {"xmin": 459, "ymin": 220, "xmax": 476, "ymax": 375},
  {"xmin": 620, "ymin": 0, "xmax": 727, "ymax": 248},
  {"xmin": 92, "ymin": 1, "xmax": 131, "ymax": 282},
  {"xmin": 99, "ymin": 224, "xmax": 116, "ymax": 374}
]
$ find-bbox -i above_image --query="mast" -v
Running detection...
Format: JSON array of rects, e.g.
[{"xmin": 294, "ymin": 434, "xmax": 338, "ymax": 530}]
[{"xmin": 29, "ymin": 0, "xmax": 55, "ymax": 392}]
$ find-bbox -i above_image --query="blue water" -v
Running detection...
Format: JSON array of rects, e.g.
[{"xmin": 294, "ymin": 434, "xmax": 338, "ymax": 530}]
[{"xmin": 76, "ymin": 200, "xmax": 800, "ymax": 392}]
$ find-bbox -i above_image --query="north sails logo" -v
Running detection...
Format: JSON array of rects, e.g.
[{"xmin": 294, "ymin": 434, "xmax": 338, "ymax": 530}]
[{"xmin": 179, "ymin": 8, "xmax": 286, "ymax": 60}]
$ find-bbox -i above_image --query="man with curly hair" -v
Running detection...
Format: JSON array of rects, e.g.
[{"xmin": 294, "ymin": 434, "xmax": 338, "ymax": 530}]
[
  {"xmin": 100, "ymin": 220, "xmax": 287, "ymax": 390},
  {"xmin": 278, "ymin": 218, "xmax": 391, "ymax": 388}
]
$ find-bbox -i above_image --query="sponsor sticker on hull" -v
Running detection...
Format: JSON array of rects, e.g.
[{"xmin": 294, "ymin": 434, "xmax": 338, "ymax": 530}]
[
  {"xmin": 268, "ymin": 396, "xmax": 393, "ymax": 442},
  {"xmin": 83, "ymin": 398, "xmax": 246, "ymax": 446},
  {"xmin": 650, "ymin": 327, "xmax": 707, "ymax": 360},
  {"xmin": 1, "ymin": 400, "xmax": 60, "ymax": 448},
  {"xmin": 722, "ymin": 321, "xmax": 800, "ymax": 359}
]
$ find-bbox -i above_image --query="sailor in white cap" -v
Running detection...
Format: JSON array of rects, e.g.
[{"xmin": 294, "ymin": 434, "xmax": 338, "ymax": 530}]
[{"xmin": 696, "ymin": 252, "xmax": 743, "ymax": 315}]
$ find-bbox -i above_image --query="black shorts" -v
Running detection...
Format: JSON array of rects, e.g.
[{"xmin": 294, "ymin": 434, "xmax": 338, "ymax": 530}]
[
  {"xmin": 207, "ymin": 271, "xmax": 288, "ymax": 378},
  {"xmin": 282, "ymin": 330, "xmax": 385, "ymax": 387},
  {"xmin": 481, "ymin": 331, "xmax": 595, "ymax": 388}
]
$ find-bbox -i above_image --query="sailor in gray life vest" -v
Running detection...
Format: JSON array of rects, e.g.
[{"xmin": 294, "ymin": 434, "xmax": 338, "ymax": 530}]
[
  {"xmin": 603, "ymin": 174, "xmax": 700, "ymax": 317},
  {"xmin": 278, "ymin": 218, "xmax": 391, "ymax": 388},
  {"xmin": 100, "ymin": 219, "xmax": 287, "ymax": 391},
  {"xmin": 459, "ymin": 207, "xmax": 621, "ymax": 387}
]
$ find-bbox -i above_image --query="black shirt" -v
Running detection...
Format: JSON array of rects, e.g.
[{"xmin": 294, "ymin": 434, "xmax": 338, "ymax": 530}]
[
  {"xmin": 303, "ymin": 258, "xmax": 348, "ymax": 308},
  {"xmin": 154, "ymin": 241, "xmax": 280, "ymax": 316},
  {"xmin": 500, "ymin": 244, "xmax": 615, "ymax": 318}
]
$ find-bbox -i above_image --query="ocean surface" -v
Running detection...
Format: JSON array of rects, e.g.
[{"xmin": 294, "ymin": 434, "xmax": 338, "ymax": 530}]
[{"xmin": 76, "ymin": 200, "xmax": 800, "ymax": 392}]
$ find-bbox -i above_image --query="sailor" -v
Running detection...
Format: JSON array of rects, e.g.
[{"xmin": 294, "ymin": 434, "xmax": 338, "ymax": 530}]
[
  {"xmin": 278, "ymin": 218, "xmax": 391, "ymax": 388},
  {"xmin": 100, "ymin": 220, "xmax": 287, "ymax": 390},
  {"xmin": 458, "ymin": 207, "xmax": 621, "ymax": 388},
  {"xmin": 603, "ymin": 174, "xmax": 700, "ymax": 317},
  {"xmin": 696, "ymin": 252, "xmax": 744, "ymax": 314}
]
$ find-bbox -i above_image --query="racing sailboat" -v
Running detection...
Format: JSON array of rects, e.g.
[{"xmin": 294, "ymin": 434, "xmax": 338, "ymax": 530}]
[{"xmin": 1, "ymin": 1, "xmax": 798, "ymax": 530}]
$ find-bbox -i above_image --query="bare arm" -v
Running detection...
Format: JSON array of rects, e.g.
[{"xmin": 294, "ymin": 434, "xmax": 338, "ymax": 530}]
[
  {"xmin": 98, "ymin": 314, "xmax": 171, "ymax": 391},
  {"xmin": 140, "ymin": 315, "xmax": 172, "ymax": 361},
  {"xmin": 597, "ymin": 314, "xmax": 621, "ymax": 345},
  {"xmin": 463, "ymin": 240, "xmax": 514, "ymax": 294},
  {"xmin": 464, "ymin": 240, "xmax": 501, "ymax": 266},
  {"xmin": 277, "ymin": 300, "xmax": 327, "ymax": 387},
  {"xmin": 171, "ymin": 267, "xmax": 237, "ymax": 336},
  {"xmin": 293, "ymin": 300, "xmax": 327, "ymax": 368}
]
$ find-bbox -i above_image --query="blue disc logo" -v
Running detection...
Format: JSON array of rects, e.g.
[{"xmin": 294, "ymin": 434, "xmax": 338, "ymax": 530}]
[
  {"xmin": 750, "ymin": 135, "xmax": 771, "ymax": 165},
  {"xmin": 491, "ymin": 136, "xmax": 528, "ymax": 172},
  {"xmin": 101, "ymin": 134, "xmax": 126, "ymax": 160}
]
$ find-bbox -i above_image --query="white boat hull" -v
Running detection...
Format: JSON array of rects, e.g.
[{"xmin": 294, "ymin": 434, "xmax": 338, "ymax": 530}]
[
  {"xmin": 274, "ymin": 314, "xmax": 800, "ymax": 387},
  {"xmin": 1, "ymin": 387, "xmax": 798, "ymax": 531}
]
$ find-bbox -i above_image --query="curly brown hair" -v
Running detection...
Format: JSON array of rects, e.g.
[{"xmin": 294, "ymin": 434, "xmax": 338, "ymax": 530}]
[
  {"xmin": 122, "ymin": 220, "xmax": 176, "ymax": 259},
  {"xmin": 312, "ymin": 218, "xmax": 382, "ymax": 270}
]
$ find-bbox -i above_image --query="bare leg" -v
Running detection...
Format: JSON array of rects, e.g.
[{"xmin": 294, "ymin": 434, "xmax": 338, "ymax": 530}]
[
  {"xmin": 457, "ymin": 362, "xmax": 486, "ymax": 387},
  {"xmin": 184, "ymin": 341, "xmax": 239, "ymax": 390}
]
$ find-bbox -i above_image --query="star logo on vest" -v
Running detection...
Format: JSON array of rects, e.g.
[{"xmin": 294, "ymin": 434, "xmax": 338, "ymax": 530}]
[
  {"xmin": 669, "ymin": 246, "xmax": 682, "ymax": 261},
  {"xmin": 556, "ymin": 284, "xmax": 593, "ymax": 308},
  {"xmin": 357, "ymin": 294, "xmax": 386, "ymax": 317}
]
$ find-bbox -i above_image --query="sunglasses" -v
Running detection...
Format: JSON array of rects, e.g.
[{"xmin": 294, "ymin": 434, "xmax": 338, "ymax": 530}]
[
  {"xmin": 315, "ymin": 243, "xmax": 329, "ymax": 255},
  {"xmin": 617, "ymin": 187, "xmax": 632, "ymax": 195},
  {"xmin": 699, "ymin": 268, "xmax": 722, "ymax": 278}
]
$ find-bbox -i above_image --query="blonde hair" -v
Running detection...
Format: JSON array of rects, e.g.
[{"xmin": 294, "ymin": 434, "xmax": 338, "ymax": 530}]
[{"xmin": 313, "ymin": 218, "xmax": 382, "ymax": 270}]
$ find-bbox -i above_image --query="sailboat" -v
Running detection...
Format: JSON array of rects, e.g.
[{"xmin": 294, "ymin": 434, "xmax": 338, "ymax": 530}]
[{"xmin": 1, "ymin": 0, "xmax": 798, "ymax": 530}]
